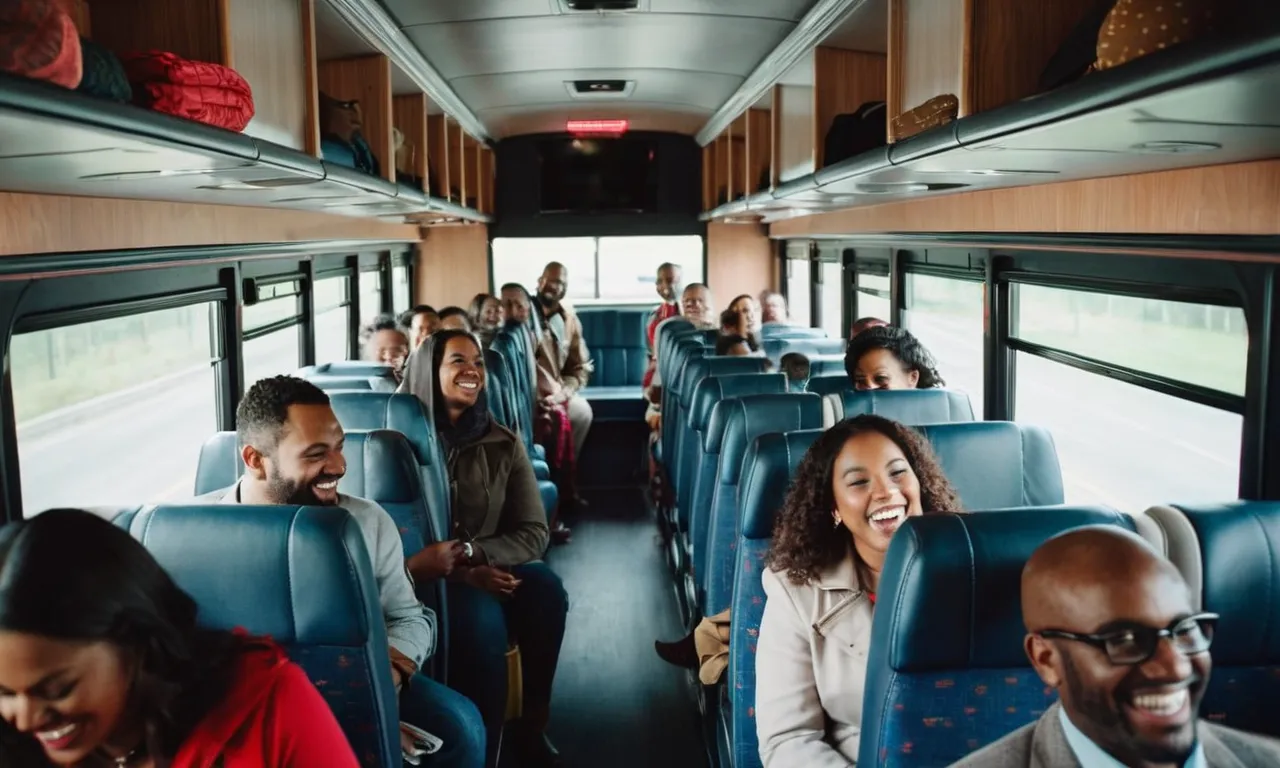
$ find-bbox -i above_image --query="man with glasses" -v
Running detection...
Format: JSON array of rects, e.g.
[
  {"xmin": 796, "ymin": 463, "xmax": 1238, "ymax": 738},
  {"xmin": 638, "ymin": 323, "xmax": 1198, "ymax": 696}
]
[{"xmin": 953, "ymin": 526, "xmax": 1280, "ymax": 767}]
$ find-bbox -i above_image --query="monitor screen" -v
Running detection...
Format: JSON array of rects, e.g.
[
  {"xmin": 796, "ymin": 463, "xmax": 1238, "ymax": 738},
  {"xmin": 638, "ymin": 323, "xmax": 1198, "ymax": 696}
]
[{"xmin": 537, "ymin": 137, "xmax": 659, "ymax": 213}]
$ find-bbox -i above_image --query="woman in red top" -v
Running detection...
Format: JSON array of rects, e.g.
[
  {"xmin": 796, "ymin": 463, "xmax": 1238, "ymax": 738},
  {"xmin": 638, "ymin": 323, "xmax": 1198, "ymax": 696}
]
[{"xmin": 0, "ymin": 508, "xmax": 359, "ymax": 768}]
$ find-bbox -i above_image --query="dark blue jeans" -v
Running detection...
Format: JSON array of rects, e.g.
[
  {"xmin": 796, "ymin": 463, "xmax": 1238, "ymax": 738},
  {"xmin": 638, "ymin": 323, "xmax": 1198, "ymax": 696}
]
[
  {"xmin": 401, "ymin": 673, "xmax": 486, "ymax": 768},
  {"xmin": 446, "ymin": 561, "xmax": 568, "ymax": 768}
]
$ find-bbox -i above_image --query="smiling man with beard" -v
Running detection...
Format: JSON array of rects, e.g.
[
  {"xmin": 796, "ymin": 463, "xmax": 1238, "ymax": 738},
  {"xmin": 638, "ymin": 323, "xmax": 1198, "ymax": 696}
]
[
  {"xmin": 196, "ymin": 375, "xmax": 485, "ymax": 768},
  {"xmin": 952, "ymin": 526, "xmax": 1280, "ymax": 768}
]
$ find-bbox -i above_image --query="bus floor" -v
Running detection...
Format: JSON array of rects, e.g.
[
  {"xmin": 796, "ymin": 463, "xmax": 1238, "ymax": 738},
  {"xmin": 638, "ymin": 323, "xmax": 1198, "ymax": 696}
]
[{"xmin": 505, "ymin": 486, "xmax": 707, "ymax": 768}]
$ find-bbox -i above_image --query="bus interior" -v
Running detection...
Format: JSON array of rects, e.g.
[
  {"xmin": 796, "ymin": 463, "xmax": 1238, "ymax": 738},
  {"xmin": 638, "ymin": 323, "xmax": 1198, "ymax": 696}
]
[{"xmin": 2, "ymin": 0, "xmax": 1280, "ymax": 766}]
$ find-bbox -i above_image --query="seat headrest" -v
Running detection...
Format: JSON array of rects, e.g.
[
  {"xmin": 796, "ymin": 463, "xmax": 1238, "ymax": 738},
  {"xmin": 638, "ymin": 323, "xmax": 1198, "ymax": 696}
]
[
  {"xmin": 299, "ymin": 361, "xmax": 395, "ymax": 378},
  {"xmin": 689, "ymin": 373, "xmax": 786, "ymax": 431},
  {"xmin": 1167, "ymin": 501, "xmax": 1280, "ymax": 665},
  {"xmin": 832, "ymin": 388, "xmax": 975, "ymax": 424},
  {"xmin": 760, "ymin": 324, "xmax": 828, "ymax": 339},
  {"xmin": 310, "ymin": 375, "xmax": 374, "ymax": 391},
  {"xmin": 195, "ymin": 433, "xmax": 243, "ymax": 495},
  {"xmin": 918, "ymin": 422, "xmax": 1063, "ymax": 509},
  {"xmin": 739, "ymin": 429, "xmax": 823, "ymax": 538},
  {"xmin": 761, "ymin": 337, "xmax": 846, "ymax": 363},
  {"xmin": 339, "ymin": 430, "xmax": 423, "ymax": 505},
  {"xmin": 679, "ymin": 356, "xmax": 769, "ymax": 405},
  {"xmin": 805, "ymin": 374, "xmax": 849, "ymax": 396},
  {"xmin": 807, "ymin": 354, "xmax": 846, "ymax": 376},
  {"xmin": 706, "ymin": 393, "xmax": 823, "ymax": 483},
  {"xmin": 327, "ymin": 392, "xmax": 438, "ymax": 467},
  {"xmin": 875, "ymin": 506, "xmax": 1133, "ymax": 671},
  {"xmin": 118, "ymin": 504, "xmax": 384, "ymax": 646}
]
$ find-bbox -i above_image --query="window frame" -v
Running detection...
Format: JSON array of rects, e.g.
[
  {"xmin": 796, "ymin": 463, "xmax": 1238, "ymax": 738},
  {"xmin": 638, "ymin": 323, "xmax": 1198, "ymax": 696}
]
[{"xmin": 490, "ymin": 235, "xmax": 706, "ymax": 304}]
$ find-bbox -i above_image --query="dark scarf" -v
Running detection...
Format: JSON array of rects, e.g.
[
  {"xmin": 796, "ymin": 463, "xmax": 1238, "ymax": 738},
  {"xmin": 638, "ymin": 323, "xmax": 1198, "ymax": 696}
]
[{"xmin": 400, "ymin": 331, "xmax": 493, "ymax": 453}]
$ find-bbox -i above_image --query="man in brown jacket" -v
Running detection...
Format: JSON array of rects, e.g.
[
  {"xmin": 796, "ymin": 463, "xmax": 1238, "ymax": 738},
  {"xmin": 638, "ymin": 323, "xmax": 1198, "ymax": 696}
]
[
  {"xmin": 951, "ymin": 526, "xmax": 1280, "ymax": 767},
  {"xmin": 533, "ymin": 261, "xmax": 594, "ymax": 464}
]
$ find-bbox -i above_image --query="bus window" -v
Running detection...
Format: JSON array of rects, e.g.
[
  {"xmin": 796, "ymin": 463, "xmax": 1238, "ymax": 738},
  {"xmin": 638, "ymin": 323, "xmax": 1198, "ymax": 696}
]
[
  {"xmin": 853, "ymin": 271, "xmax": 890, "ymax": 323},
  {"xmin": 595, "ymin": 236, "xmax": 703, "ymax": 302},
  {"xmin": 903, "ymin": 274, "xmax": 985, "ymax": 418},
  {"xmin": 242, "ymin": 280, "xmax": 303, "ymax": 386},
  {"xmin": 392, "ymin": 262, "xmax": 411, "ymax": 313},
  {"xmin": 786, "ymin": 256, "xmax": 810, "ymax": 325},
  {"xmin": 819, "ymin": 261, "xmax": 843, "ymax": 336},
  {"xmin": 10, "ymin": 303, "xmax": 218, "ymax": 515},
  {"xmin": 360, "ymin": 268, "xmax": 384, "ymax": 323},
  {"xmin": 315, "ymin": 276, "xmax": 351, "ymax": 364},
  {"xmin": 492, "ymin": 237, "xmax": 597, "ymax": 301},
  {"xmin": 1012, "ymin": 287, "xmax": 1247, "ymax": 509}
]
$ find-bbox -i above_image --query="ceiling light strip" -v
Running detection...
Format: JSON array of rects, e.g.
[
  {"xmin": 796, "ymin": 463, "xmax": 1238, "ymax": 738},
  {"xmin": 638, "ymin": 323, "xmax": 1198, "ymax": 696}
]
[
  {"xmin": 694, "ymin": 0, "xmax": 869, "ymax": 146},
  {"xmin": 323, "ymin": 0, "xmax": 490, "ymax": 143}
]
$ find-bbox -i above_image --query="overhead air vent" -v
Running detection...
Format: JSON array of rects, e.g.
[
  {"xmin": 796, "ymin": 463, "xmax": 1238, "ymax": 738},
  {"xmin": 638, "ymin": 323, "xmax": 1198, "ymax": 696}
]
[
  {"xmin": 561, "ymin": 0, "xmax": 639, "ymax": 11},
  {"xmin": 565, "ymin": 80, "xmax": 636, "ymax": 99}
]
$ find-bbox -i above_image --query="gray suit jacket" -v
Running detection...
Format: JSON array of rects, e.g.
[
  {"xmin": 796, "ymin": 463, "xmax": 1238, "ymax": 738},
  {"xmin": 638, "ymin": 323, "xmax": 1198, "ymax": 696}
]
[{"xmin": 950, "ymin": 703, "xmax": 1280, "ymax": 767}]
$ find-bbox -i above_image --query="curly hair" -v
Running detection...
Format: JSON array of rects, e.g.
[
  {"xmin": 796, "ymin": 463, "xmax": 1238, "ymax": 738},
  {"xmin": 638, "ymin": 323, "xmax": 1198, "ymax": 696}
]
[
  {"xmin": 0, "ymin": 509, "xmax": 240, "ymax": 767},
  {"xmin": 844, "ymin": 325, "xmax": 945, "ymax": 388},
  {"xmin": 767, "ymin": 415, "xmax": 963, "ymax": 585}
]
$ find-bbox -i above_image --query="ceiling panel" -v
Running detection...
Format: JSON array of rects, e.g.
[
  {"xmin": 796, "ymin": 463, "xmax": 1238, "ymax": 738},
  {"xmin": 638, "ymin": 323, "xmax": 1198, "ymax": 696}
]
[
  {"xmin": 646, "ymin": 0, "xmax": 815, "ymax": 20},
  {"xmin": 404, "ymin": 15, "xmax": 793, "ymax": 81},
  {"xmin": 380, "ymin": 0, "xmax": 555, "ymax": 27},
  {"xmin": 450, "ymin": 69, "xmax": 742, "ymax": 112}
]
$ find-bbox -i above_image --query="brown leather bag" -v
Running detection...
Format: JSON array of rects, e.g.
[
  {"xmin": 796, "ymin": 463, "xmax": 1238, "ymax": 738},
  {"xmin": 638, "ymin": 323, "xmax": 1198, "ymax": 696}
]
[{"xmin": 1095, "ymin": 0, "xmax": 1219, "ymax": 70}]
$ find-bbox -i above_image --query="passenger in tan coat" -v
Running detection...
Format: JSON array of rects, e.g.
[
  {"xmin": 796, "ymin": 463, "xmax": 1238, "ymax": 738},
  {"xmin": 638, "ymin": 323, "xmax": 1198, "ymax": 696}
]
[{"xmin": 756, "ymin": 415, "xmax": 963, "ymax": 767}]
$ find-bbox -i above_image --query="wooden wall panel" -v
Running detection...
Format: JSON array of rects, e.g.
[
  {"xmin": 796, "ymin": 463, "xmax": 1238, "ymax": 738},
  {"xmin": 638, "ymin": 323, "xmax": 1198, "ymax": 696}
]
[
  {"xmin": 889, "ymin": 0, "xmax": 966, "ymax": 134},
  {"xmin": 427, "ymin": 114, "xmax": 448, "ymax": 198},
  {"xmin": 86, "ymin": 0, "xmax": 225, "ymax": 64},
  {"xmin": 746, "ymin": 108, "xmax": 771, "ymax": 196},
  {"xmin": 702, "ymin": 146, "xmax": 714, "ymax": 210},
  {"xmin": 714, "ymin": 134, "xmax": 730, "ymax": 206},
  {"xmin": 0, "ymin": 193, "xmax": 419, "ymax": 258},
  {"xmin": 706, "ymin": 222, "xmax": 776, "ymax": 303},
  {"xmin": 775, "ymin": 84, "xmax": 815, "ymax": 183},
  {"xmin": 225, "ymin": 0, "xmax": 308, "ymax": 150},
  {"xmin": 444, "ymin": 117, "xmax": 463, "ymax": 202},
  {"xmin": 814, "ymin": 48, "xmax": 887, "ymax": 168},
  {"xmin": 300, "ymin": 0, "xmax": 320, "ymax": 156},
  {"xmin": 59, "ymin": 0, "xmax": 92, "ymax": 36},
  {"xmin": 318, "ymin": 55, "xmax": 394, "ymax": 183},
  {"xmin": 416, "ymin": 225, "xmax": 490, "ymax": 306},
  {"xmin": 393, "ymin": 94, "xmax": 429, "ymax": 192},
  {"xmin": 768, "ymin": 160, "xmax": 1280, "ymax": 239},
  {"xmin": 729, "ymin": 114, "xmax": 748, "ymax": 200}
]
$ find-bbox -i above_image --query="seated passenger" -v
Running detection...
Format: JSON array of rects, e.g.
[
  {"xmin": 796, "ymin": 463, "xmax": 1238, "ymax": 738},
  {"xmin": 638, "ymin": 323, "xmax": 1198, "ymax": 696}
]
[
  {"xmin": 715, "ymin": 333, "xmax": 754, "ymax": 357},
  {"xmin": 643, "ymin": 262, "xmax": 683, "ymax": 389},
  {"xmin": 756, "ymin": 415, "xmax": 963, "ymax": 766},
  {"xmin": 466, "ymin": 293, "xmax": 504, "ymax": 348},
  {"xmin": 845, "ymin": 325, "xmax": 943, "ymax": 391},
  {"xmin": 952, "ymin": 527, "xmax": 1280, "ymax": 767},
  {"xmin": 402, "ymin": 304, "xmax": 442, "ymax": 351},
  {"xmin": 361, "ymin": 312, "xmax": 411, "ymax": 386},
  {"xmin": 728, "ymin": 293, "xmax": 763, "ymax": 338},
  {"xmin": 0, "ymin": 508, "xmax": 359, "ymax": 767},
  {"xmin": 719, "ymin": 308, "xmax": 761, "ymax": 352},
  {"xmin": 198, "ymin": 376, "xmax": 484, "ymax": 768},
  {"xmin": 533, "ymin": 262, "xmax": 593, "ymax": 512},
  {"xmin": 401, "ymin": 330, "xmax": 568, "ymax": 768},
  {"xmin": 654, "ymin": 417, "xmax": 961, "ymax": 691},
  {"xmin": 438, "ymin": 306, "xmax": 472, "ymax": 332},
  {"xmin": 759, "ymin": 290, "xmax": 789, "ymax": 325},
  {"xmin": 779, "ymin": 352, "xmax": 811, "ymax": 392},
  {"xmin": 848, "ymin": 315, "xmax": 887, "ymax": 340}
]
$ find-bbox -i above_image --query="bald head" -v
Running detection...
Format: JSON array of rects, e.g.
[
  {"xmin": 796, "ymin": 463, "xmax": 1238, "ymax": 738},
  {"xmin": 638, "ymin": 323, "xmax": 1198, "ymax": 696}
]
[{"xmin": 1022, "ymin": 526, "xmax": 1187, "ymax": 633}]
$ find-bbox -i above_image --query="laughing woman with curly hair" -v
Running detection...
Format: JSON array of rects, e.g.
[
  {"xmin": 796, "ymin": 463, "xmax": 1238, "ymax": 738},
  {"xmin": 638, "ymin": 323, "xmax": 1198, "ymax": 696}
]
[{"xmin": 756, "ymin": 415, "xmax": 963, "ymax": 767}]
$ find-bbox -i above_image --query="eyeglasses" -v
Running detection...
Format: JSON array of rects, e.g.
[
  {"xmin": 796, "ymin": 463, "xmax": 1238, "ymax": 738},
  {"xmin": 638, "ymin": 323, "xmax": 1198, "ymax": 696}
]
[{"xmin": 1037, "ymin": 612, "xmax": 1219, "ymax": 666}]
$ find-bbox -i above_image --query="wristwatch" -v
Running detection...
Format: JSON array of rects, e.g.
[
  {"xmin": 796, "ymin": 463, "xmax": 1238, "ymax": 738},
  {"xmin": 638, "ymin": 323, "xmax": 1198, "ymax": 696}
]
[{"xmin": 462, "ymin": 541, "xmax": 474, "ymax": 563}]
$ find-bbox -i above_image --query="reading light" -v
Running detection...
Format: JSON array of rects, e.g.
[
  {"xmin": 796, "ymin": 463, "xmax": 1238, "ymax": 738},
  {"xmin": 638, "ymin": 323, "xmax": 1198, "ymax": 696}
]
[{"xmin": 566, "ymin": 119, "xmax": 629, "ymax": 135}]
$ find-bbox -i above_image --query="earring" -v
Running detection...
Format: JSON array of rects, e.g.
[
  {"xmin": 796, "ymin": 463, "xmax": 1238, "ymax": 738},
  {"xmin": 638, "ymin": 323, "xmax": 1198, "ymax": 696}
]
[{"xmin": 832, "ymin": 513, "xmax": 841, "ymax": 529}]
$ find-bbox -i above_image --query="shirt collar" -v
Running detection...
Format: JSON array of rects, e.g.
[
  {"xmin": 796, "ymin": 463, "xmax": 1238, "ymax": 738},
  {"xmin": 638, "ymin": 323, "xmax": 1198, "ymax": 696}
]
[{"xmin": 1058, "ymin": 705, "xmax": 1206, "ymax": 768}]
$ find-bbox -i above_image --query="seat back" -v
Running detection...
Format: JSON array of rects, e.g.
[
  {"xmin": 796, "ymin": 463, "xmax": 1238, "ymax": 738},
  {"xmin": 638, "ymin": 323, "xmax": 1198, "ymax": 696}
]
[
  {"xmin": 576, "ymin": 307, "xmax": 649, "ymax": 388},
  {"xmin": 701, "ymin": 393, "xmax": 823, "ymax": 613},
  {"xmin": 917, "ymin": 422, "xmax": 1064, "ymax": 510},
  {"xmin": 299, "ymin": 361, "xmax": 395, "ymax": 378},
  {"xmin": 115, "ymin": 504, "xmax": 400, "ymax": 767},
  {"xmin": 807, "ymin": 354, "xmax": 846, "ymax": 376},
  {"xmin": 805, "ymin": 373, "xmax": 849, "ymax": 396},
  {"xmin": 484, "ymin": 348, "xmax": 515, "ymax": 431},
  {"xmin": 822, "ymin": 388, "xmax": 975, "ymax": 428},
  {"xmin": 679, "ymin": 373, "xmax": 787, "ymax": 532},
  {"xmin": 1145, "ymin": 501, "xmax": 1280, "ymax": 737},
  {"xmin": 860, "ymin": 506, "xmax": 1134, "ymax": 767},
  {"xmin": 730, "ymin": 429, "xmax": 824, "ymax": 768},
  {"xmin": 310, "ymin": 375, "xmax": 375, "ymax": 391},
  {"xmin": 327, "ymin": 392, "xmax": 450, "ymax": 544},
  {"xmin": 759, "ymin": 323, "xmax": 827, "ymax": 339},
  {"xmin": 492, "ymin": 328, "xmax": 535, "ymax": 450},
  {"xmin": 760, "ymin": 337, "xmax": 845, "ymax": 366}
]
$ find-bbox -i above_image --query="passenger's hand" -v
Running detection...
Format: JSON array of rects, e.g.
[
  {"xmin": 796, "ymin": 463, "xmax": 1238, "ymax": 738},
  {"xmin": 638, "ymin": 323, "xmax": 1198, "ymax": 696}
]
[
  {"xmin": 645, "ymin": 410, "xmax": 661, "ymax": 431},
  {"xmin": 409, "ymin": 540, "xmax": 466, "ymax": 579},
  {"xmin": 466, "ymin": 565, "xmax": 522, "ymax": 596}
]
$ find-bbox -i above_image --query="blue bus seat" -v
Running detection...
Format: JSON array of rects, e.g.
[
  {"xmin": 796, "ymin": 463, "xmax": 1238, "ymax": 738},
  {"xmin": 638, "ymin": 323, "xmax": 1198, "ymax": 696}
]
[
  {"xmin": 760, "ymin": 337, "xmax": 845, "ymax": 366},
  {"xmin": 299, "ymin": 361, "xmax": 395, "ymax": 378},
  {"xmin": 491, "ymin": 329, "xmax": 548, "ymax": 465},
  {"xmin": 805, "ymin": 373, "xmax": 849, "ymax": 396},
  {"xmin": 729, "ymin": 429, "xmax": 824, "ymax": 768},
  {"xmin": 577, "ymin": 307, "xmax": 649, "ymax": 421},
  {"xmin": 807, "ymin": 354, "xmax": 846, "ymax": 376},
  {"xmin": 1143, "ymin": 501, "xmax": 1280, "ymax": 738},
  {"xmin": 822, "ymin": 388, "xmax": 975, "ymax": 428},
  {"xmin": 700, "ymin": 394, "xmax": 824, "ymax": 616},
  {"xmin": 114, "ymin": 504, "xmax": 401, "ymax": 768},
  {"xmin": 310, "ymin": 376, "xmax": 375, "ymax": 391},
  {"xmin": 760, "ymin": 323, "xmax": 828, "ymax": 339},
  {"xmin": 917, "ymin": 422, "xmax": 1064, "ymax": 510},
  {"xmin": 860, "ymin": 506, "xmax": 1135, "ymax": 767}
]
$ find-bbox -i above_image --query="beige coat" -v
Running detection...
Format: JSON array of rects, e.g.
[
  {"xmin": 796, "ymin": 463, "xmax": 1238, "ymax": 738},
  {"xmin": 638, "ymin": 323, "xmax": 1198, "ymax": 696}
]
[{"xmin": 756, "ymin": 553, "xmax": 871, "ymax": 767}]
